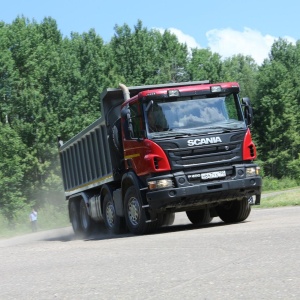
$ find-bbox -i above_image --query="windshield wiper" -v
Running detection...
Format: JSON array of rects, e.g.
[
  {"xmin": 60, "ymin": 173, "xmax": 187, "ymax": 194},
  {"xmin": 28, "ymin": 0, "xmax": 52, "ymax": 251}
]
[
  {"xmin": 150, "ymin": 131, "xmax": 192, "ymax": 138},
  {"xmin": 193, "ymin": 123, "xmax": 244, "ymax": 132},
  {"xmin": 209, "ymin": 125, "xmax": 244, "ymax": 130}
]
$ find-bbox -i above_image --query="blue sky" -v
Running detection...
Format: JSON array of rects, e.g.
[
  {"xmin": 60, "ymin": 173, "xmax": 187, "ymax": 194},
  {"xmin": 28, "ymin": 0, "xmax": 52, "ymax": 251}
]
[{"xmin": 2, "ymin": 0, "xmax": 299, "ymax": 65}]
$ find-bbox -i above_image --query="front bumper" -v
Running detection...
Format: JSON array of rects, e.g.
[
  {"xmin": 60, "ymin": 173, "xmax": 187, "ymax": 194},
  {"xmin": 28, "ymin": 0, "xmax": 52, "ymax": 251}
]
[{"xmin": 146, "ymin": 176, "xmax": 262, "ymax": 210}]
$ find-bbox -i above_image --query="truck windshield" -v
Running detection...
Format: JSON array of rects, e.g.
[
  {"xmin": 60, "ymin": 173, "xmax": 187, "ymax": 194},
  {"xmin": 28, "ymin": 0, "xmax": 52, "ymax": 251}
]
[{"xmin": 145, "ymin": 94, "xmax": 246, "ymax": 136}]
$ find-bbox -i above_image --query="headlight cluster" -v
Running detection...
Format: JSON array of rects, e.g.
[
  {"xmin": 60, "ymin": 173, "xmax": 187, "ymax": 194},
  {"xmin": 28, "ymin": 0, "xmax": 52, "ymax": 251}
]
[
  {"xmin": 148, "ymin": 179, "xmax": 173, "ymax": 190},
  {"xmin": 246, "ymin": 166, "xmax": 260, "ymax": 177}
]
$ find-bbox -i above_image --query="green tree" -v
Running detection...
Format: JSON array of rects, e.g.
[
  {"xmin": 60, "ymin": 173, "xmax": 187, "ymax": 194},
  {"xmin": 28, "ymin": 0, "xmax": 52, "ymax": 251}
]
[
  {"xmin": 57, "ymin": 29, "xmax": 110, "ymax": 139},
  {"xmin": 110, "ymin": 20, "xmax": 189, "ymax": 85},
  {"xmin": 0, "ymin": 21, "xmax": 18, "ymax": 124},
  {"xmin": 5, "ymin": 17, "xmax": 63, "ymax": 204},
  {"xmin": 254, "ymin": 39, "xmax": 300, "ymax": 178},
  {"xmin": 187, "ymin": 48, "xmax": 222, "ymax": 83},
  {"xmin": 0, "ymin": 123, "xmax": 27, "ymax": 225},
  {"xmin": 110, "ymin": 20, "xmax": 156, "ymax": 85},
  {"xmin": 221, "ymin": 54, "xmax": 258, "ymax": 100},
  {"xmin": 153, "ymin": 29, "xmax": 189, "ymax": 83}
]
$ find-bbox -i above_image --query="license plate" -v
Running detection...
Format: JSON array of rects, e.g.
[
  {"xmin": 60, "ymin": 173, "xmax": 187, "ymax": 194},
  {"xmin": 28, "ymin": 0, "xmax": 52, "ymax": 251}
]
[{"xmin": 201, "ymin": 171, "xmax": 226, "ymax": 180}]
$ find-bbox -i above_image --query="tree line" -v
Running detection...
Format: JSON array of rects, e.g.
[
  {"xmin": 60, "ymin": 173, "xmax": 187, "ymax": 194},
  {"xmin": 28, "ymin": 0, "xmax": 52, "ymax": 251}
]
[{"xmin": 0, "ymin": 16, "xmax": 299, "ymax": 223}]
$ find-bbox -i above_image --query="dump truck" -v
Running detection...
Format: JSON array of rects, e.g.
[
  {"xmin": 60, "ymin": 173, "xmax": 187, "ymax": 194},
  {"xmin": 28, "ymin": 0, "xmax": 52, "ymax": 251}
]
[{"xmin": 58, "ymin": 81, "xmax": 262, "ymax": 236}]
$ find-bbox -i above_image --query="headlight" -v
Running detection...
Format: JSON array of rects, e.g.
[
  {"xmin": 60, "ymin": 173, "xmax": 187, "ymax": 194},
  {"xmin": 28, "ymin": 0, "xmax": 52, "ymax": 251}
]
[
  {"xmin": 148, "ymin": 179, "xmax": 173, "ymax": 190},
  {"xmin": 168, "ymin": 89, "xmax": 180, "ymax": 97},
  {"xmin": 210, "ymin": 85, "xmax": 222, "ymax": 93},
  {"xmin": 246, "ymin": 167, "xmax": 260, "ymax": 177}
]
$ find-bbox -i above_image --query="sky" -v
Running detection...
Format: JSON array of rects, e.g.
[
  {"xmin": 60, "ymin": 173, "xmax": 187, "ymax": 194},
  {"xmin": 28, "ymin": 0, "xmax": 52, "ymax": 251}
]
[{"xmin": 1, "ymin": 0, "xmax": 300, "ymax": 65}]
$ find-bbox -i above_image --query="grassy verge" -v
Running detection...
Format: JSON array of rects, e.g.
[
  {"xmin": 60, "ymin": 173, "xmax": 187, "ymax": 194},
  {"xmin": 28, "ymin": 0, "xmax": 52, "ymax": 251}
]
[
  {"xmin": 257, "ymin": 176, "xmax": 300, "ymax": 208},
  {"xmin": 0, "ymin": 203, "xmax": 70, "ymax": 239},
  {"xmin": 256, "ymin": 188, "xmax": 300, "ymax": 208},
  {"xmin": 262, "ymin": 176, "xmax": 299, "ymax": 192}
]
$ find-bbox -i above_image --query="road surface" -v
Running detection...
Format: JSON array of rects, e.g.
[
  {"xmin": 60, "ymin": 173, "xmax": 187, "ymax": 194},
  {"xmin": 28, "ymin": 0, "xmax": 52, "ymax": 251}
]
[{"xmin": 0, "ymin": 206, "xmax": 299, "ymax": 299}]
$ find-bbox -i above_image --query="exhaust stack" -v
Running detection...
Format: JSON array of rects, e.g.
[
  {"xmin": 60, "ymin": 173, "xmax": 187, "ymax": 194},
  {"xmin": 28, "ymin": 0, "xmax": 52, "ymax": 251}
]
[{"xmin": 119, "ymin": 83, "xmax": 130, "ymax": 101}]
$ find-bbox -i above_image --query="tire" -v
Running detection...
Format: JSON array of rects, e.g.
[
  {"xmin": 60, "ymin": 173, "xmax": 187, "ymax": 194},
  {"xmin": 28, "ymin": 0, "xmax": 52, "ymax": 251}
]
[
  {"xmin": 124, "ymin": 186, "xmax": 157, "ymax": 235},
  {"xmin": 69, "ymin": 201, "xmax": 82, "ymax": 235},
  {"xmin": 79, "ymin": 199, "xmax": 95, "ymax": 236},
  {"xmin": 216, "ymin": 199, "xmax": 251, "ymax": 223},
  {"xmin": 103, "ymin": 193, "xmax": 126, "ymax": 234},
  {"xmin": 186, "ymin": 208, "xmax": 213, "ymax": 225},
  {"xmin": 161, "ymin": 213, "xmax": 176, "ymax": 226},
  {"xmin": 157, "ymin": 212, "xmax": 175, "ymax": 227}
]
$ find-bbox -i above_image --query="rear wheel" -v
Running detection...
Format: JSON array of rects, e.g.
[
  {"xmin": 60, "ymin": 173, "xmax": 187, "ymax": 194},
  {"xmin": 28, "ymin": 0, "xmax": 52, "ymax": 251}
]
[
  {"xmin": 103, "ymin": 193, "xmax": 126, "ymax": 234},
  {"xmin": 186, "ymin": 208, "xmax": 213, "ymax": 225},
  {"xmin": 124, "ymin": 186, "xmax": 157, "ymax": 235},
  {"xmin": 69, "ymin": 201, "xmax": 82, "ymax": 235},
  {"xmin": 80, "ymin": 199, "xmax": 95, "ymax": 236},
  {"xmin": 216, "ymin": 199, "xmax": 251, "ymax": 223}
]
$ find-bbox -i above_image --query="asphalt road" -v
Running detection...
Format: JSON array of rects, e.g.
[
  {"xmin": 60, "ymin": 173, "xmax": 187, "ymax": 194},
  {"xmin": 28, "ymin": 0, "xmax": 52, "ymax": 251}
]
[{"xmin": 0, "ymin": 206, "xmax": 299, "ymax": 300}]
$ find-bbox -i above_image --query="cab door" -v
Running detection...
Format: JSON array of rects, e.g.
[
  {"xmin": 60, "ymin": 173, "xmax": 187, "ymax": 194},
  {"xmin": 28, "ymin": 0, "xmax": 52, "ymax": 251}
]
[{"xmin": 122, "ymin": 100, "xmax": 149, "ymax": 175}]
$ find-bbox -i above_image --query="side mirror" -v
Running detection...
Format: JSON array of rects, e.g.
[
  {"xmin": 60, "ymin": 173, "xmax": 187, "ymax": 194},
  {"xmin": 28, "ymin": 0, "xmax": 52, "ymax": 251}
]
[
  {"xmin": 121, "ymin": 107, "xmax": 129, "ymax": 118},
  {"xmin": 242, "ymin": 97, "xmax": 253, "ymax": 126},
  {"xmin": 121, "ymin": 106, "xmax": 134, "ymax": 139}
]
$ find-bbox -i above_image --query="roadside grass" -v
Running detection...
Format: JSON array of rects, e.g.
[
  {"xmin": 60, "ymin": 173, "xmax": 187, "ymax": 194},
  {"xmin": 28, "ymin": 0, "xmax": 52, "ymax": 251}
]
[
  {"xmin": 0, "ymin": 203, "xmax": 69, "ymax": 239},
  {"xmin": 262, "ymin": 176, "xmax": 299, "ymax": 192},
  {"xmin": 256, "ymin": 188, "xmax": 300, "ymax": 209},
  {"xmin": 258, "ymin": 176, "xmax": 300, "ymax": 208}
]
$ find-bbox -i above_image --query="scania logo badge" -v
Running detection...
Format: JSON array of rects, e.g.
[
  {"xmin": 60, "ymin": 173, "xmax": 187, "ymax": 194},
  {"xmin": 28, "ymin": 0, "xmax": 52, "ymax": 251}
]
[{"xmin": 187, "ymin": 136, "xmax": 222, "ymax": 147}]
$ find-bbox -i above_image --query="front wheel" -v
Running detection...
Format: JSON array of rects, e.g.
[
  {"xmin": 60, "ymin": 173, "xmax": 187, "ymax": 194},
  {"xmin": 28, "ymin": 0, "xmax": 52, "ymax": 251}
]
[
  {"xmin": 103, "ymin": 193, "xmax": 126, "ymax": 234},
  {"xmin": 216, "ymin": 199, "xmax": 251, "ymax": 223},
  {"xmin": 158, "ymin": 212, "xmax": 175, "ymax": 226},
  {"xmin": 124, "ymin": 186, "xmax": 157, "ymax": 235},
  {"xmin": 186, "ymin": 208, "xmax": 213, "ymax": 225}
]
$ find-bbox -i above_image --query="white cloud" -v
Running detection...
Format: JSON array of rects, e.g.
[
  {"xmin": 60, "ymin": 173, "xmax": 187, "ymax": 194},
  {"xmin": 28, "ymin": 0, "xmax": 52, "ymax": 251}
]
[
  {"xmin": 167, "ymin": 28, "xmax": 201, "ymax": 49},
  {"xmin": 156, "ymin": 27, "xmax": 201, "ymax": 50},
  {"xmin": 156, "ymin": 26, "xmax": 297, "ymax": 65},
  {"xmin": 206, "ymin": 27, "xmax": 297, "ymax": 65}
]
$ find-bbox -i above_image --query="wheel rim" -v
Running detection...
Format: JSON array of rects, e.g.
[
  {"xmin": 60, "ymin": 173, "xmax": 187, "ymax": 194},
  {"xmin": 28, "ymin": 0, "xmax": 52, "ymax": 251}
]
[
  {"xmin": 106, "ymin": 201, "xmax": 115, "ymax": 228},
  {"xmin": 127, "ymin": 196, "xmax": 140, "ymax": 226}
]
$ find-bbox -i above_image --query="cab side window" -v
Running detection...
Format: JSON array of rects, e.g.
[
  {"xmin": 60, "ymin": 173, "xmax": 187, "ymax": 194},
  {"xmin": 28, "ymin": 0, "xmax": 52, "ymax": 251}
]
[{"xmin": 225, "ymin": 94, "xmax": 240, "ymax": 120}]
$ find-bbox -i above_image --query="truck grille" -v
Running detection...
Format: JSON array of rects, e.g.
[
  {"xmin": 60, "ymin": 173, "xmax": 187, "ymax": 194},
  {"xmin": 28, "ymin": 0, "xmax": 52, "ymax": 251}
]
[{"xmin": 157, "ymin": 133, "xmax": 243, "ymax": 171}]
